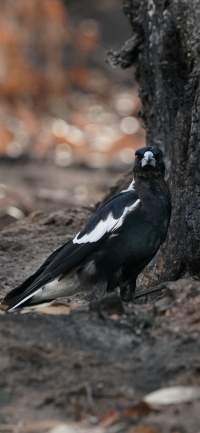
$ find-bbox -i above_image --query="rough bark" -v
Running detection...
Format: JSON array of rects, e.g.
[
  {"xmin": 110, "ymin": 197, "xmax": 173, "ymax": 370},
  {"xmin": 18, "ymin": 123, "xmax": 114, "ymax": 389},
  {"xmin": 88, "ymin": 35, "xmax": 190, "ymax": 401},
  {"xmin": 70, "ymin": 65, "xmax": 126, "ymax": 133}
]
[{"xmin": 110, "ymin": 0, "xmax": 200, "ymax": 282}]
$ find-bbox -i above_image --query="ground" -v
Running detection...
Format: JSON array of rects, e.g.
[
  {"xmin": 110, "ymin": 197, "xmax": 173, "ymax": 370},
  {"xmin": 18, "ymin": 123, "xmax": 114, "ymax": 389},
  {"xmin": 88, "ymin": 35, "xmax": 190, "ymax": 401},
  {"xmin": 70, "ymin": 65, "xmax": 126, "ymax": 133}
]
[{"xmin": 0, "ymin": 162, "xmax": 199, "ymax": 433}]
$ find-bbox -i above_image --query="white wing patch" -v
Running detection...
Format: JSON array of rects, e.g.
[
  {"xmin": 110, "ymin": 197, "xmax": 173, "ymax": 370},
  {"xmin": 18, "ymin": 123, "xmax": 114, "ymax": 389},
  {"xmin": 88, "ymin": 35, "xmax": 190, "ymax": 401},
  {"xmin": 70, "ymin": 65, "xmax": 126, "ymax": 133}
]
[
  {"xmin": 121, "ymin": 179, "xmax": 135, "ymax": 193},
  {"xmin": 73, "ymin": 198, "xmax": 140, "ymax": 244}
]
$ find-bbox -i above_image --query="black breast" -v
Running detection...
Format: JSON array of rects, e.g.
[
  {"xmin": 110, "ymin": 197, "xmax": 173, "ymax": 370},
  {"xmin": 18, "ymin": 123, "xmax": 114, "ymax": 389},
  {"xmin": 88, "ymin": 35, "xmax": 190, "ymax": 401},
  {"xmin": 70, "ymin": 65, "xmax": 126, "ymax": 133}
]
[{"xmin": 95, "ymin": 177, "xmax": 171, "ymax": 279}]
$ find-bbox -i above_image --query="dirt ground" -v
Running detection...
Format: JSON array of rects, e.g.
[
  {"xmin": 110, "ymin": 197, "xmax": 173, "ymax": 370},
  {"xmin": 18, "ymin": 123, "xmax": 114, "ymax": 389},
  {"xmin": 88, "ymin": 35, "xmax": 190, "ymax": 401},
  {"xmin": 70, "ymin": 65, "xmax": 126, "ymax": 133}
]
[{"xmin": 0, "ymin": 162, "xmax": 199, "ymax": 433}]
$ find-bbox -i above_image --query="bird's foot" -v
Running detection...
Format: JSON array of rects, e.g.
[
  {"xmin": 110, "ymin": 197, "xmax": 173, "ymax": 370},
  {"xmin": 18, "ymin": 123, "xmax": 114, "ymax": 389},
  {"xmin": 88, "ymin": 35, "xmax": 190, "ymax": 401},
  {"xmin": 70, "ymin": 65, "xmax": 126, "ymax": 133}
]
[
  {"xmin": 120, "ymin": 285, "xmax": 135, "ymax": 303},
  {"xmin": 89, "ymin": 293, "xmax": 124, "ymax": 319}
]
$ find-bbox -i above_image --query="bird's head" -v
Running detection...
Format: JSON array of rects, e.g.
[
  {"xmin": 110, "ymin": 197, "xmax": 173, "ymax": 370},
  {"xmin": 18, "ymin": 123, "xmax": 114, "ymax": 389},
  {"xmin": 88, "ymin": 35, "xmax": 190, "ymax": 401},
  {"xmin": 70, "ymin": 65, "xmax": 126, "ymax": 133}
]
[{"xmin": 133, "ymin": 146, "xmax": 165, "ymax": 178}]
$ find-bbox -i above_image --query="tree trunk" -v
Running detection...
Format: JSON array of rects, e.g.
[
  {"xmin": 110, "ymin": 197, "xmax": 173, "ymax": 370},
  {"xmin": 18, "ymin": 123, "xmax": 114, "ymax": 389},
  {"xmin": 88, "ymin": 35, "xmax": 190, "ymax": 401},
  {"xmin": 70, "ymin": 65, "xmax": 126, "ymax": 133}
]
[{"xmin": 109, "ymin": 0, "xmax": 200, "ymax": 285}]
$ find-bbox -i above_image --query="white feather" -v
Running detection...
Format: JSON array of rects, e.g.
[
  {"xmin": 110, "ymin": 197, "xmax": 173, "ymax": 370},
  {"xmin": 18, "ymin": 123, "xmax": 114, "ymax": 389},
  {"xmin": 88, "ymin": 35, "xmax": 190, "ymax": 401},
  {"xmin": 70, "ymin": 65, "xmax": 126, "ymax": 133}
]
[
  {"xmin": 8, "ymin": 273, "xmax": 80, "ymax": 311},
  {"xmin": 73, "ymin": 199, "xmax": 140, "ymax": 244},
  {"xmin": 8, "ymin": 288, "xmax": 42, "ymax": 311},
  {"xmin": 121, "ymin": 179, "xmax": 135, "ymax": 193}
]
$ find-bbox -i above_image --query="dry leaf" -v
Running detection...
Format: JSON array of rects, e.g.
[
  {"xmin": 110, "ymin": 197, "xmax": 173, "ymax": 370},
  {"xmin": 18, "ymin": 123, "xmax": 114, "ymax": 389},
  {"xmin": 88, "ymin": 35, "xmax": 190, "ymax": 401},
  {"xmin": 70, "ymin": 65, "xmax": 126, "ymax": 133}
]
[
  {"xmin": 128, "ymin": 427, "xmax": 159, "ymax": 433},
  {"xmin": 49, "ymin": 422, "xmax": 103, "ymax": 433},
  {"xmin": 124, "ymin": 401, "xmax": 153, "ymax": 417},
  {"xmin": 144, "ymin": 386, "xmax": 200, "ymax": 406}
]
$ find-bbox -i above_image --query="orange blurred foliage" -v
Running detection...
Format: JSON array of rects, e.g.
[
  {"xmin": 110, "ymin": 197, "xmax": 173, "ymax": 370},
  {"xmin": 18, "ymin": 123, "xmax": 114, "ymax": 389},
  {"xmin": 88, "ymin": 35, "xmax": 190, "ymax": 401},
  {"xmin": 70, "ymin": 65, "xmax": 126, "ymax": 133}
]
[{"xmin": 0, "ymin": 0, "xmax": 145, "ymax": 165}]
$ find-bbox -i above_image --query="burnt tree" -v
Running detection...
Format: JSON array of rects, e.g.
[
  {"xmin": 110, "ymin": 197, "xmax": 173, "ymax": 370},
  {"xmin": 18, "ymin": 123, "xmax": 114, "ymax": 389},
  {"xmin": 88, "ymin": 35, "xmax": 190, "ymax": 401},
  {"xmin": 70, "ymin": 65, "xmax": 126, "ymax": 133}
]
[{"xmin": 109, "ymin": 0, "xmax": 200, "ymax": 285}]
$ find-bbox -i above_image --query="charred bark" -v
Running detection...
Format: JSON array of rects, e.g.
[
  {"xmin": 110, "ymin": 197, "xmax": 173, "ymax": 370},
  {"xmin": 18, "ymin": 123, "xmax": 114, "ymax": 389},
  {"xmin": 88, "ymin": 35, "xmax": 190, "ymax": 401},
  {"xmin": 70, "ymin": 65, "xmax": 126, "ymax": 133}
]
[{"xmin": 109, "ymin": 0, "xmax": 200, "ymax": 283}]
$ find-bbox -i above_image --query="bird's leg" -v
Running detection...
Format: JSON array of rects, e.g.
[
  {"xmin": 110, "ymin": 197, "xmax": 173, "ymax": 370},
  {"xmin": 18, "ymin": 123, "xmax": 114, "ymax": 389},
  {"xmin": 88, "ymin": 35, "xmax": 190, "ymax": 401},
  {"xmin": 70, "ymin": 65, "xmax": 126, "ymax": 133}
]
[
  {"xmin": 92, "ymin": 279, "xmax": 108, "ymax": 301},
  {"xmin": 90, "ymin": 292, "xmax": 124, "ymax": 318},
  {"xmin": 120, "ymin": 278, "xmax": 136, "ymax": 302},
  {"xmin": 89, "ymin": 280, "xmax": 124, "ymax": 318}
]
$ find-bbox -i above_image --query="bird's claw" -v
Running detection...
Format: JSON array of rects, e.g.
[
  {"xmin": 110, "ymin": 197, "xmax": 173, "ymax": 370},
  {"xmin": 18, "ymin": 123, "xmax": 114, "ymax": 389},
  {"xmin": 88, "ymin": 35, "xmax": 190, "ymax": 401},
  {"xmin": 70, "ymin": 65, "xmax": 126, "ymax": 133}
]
[
  {"xmin": 120, "ymin": 286, "xmax": 134, "ymax": 303},
  {"xmin": 89, "ymin": 293, "xmax": 124, "ymax": 319}
]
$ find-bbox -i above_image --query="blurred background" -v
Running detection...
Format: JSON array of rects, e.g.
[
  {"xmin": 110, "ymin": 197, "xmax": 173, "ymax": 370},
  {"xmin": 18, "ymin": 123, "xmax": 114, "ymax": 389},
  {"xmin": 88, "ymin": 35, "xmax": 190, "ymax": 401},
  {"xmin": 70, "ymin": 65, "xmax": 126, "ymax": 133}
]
[{"xmin": 0, "ymin": 0, "xmax": 145, "ymax": 226}]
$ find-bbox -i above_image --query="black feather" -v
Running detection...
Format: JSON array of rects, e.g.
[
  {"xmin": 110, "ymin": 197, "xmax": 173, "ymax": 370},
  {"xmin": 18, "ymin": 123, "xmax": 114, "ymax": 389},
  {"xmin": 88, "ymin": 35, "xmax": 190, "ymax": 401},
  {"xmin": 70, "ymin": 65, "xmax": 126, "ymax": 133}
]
[
  {"xmin": 4, "ymin": 189, "xmax": 139, "ymax": 310},
  {"xmin": 4, "ymin": 241, "xmax": 94, "ymax": 309},
  {"xmin": 3, "ymin": 145, "xmax": 171, "ymax": 310}
]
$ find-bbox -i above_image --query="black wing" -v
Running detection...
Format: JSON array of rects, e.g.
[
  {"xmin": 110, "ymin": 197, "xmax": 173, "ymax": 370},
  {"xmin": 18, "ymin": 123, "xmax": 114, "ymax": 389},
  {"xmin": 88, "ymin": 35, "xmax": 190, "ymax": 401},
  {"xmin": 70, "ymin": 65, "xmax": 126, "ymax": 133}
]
[
  {"xmin": 3, "ymin": 189, "xmax": 139, "ymax": 310},
  {"xmin": 3, "ymin": 240, "xmax": 97, "ymax": 310},
  {"xmin": 74, "ymin": 189, "xmax": 139, "ymax": 242}
]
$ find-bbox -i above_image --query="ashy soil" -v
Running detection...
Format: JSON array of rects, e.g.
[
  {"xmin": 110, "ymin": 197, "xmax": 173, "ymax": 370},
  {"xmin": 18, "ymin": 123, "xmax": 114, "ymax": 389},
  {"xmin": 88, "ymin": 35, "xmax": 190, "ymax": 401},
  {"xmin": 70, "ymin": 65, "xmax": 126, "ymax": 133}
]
[{"xmin": 0, "ymin": 162, "xmax": 199, "ymax": 433}]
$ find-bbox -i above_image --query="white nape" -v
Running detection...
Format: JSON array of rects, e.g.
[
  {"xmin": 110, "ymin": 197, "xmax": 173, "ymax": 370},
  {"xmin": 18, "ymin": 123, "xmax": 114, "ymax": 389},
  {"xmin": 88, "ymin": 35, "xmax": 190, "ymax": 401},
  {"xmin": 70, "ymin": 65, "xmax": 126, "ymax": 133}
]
[{"xmin": 73, "ymin": 198, "xmax": 140, "ymax": 244}]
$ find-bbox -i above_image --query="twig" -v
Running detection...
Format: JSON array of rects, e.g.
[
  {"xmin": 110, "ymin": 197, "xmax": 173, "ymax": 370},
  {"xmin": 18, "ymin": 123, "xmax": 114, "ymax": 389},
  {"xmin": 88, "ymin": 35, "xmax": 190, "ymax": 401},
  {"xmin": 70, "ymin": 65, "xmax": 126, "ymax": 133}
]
[{"xmin": 135, "ymin": 284, "xmax": 167, "ymax": 300}]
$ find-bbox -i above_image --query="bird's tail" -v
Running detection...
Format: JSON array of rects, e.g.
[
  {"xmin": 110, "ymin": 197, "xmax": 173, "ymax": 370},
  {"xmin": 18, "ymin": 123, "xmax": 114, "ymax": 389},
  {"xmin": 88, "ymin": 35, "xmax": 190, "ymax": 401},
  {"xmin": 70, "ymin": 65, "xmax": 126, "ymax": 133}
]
[
  {"xmin": 1, "ymin": 243, "xmax": 68, "ymax": 312},
  {"xmin": 1, "ymin": 239, "xmax": 94, "ymax": 312},
  {"xmin": 2, "ymin": 271, "xmax": 80, "ymax": 312},
  {"xmin": 2, "ymin": 284, "xmax": 43, "ymax": 312}
]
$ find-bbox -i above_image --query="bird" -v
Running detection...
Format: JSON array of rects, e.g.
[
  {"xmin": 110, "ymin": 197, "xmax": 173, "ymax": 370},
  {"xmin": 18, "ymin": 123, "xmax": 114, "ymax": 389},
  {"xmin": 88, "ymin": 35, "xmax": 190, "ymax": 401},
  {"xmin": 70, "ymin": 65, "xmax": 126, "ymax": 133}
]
[{"xmin": 2, "ymin": 146, "xmax": 171, "ymax": 312}]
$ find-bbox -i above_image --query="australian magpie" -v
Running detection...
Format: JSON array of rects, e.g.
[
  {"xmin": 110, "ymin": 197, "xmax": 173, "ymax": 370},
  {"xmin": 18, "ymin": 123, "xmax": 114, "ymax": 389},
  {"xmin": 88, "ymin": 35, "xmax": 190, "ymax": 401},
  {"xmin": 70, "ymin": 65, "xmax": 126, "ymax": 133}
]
[{"xmin": 2, "ymin": 146, "xmax": 171, "ymax": 311}]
